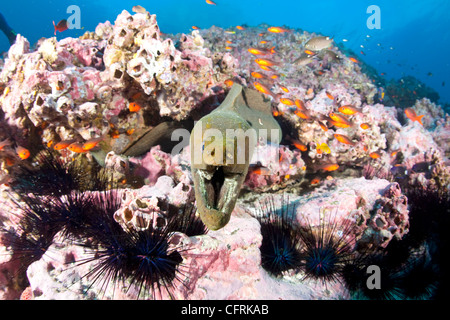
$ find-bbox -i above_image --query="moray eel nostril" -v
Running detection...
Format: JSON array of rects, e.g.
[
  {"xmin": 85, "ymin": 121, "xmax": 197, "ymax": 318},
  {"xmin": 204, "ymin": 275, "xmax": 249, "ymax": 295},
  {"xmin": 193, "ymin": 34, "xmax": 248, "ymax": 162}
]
[{"xmin": 190, "ymin": 83, "xmax": 282, "ymax": 230}]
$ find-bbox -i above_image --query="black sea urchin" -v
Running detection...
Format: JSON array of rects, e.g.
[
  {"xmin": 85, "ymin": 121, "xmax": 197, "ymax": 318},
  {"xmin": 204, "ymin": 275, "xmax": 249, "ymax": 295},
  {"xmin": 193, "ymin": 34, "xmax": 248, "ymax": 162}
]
[
  {"xmin": 10, "ymin": 149, "xmax": 115, "ymax": 198},
  {"xmin": 10, "ymin": 150, "xmax": 79, "ymax": 197},
  {"xmin": 404, "ymin": 183, "xmax": 449, "ymax": 248},
  {"xmin": 256, "ymin": 196, "xmax": 303, "ymax": 277},
  {"xmin": 299, "ymin": 211, "xmax": 356, "ymax": 284},
  {"xmin": 2, "ymin": 193, "xmax": 60, "ymax": 272},
  {"xmin": 50, "ymin": 189, "xmax": 122, "ymax": 242},
  {"xmin": 75, "ymin": 210, "xmax": 187, "ymax": 299},
  {"xmin": 399, "ymin": 254, "xmax": 438, "ymax": 299},
  {"xmin": 341, "ymin": 250, "xmax": 405, "ymax": 300},
  {"xmin": 342, "ymin": 239, "xmax": 440, "ymax": 300},
  {"xmin": 171, "ymin": 202, "xmax": 208, "ymax": 237}
]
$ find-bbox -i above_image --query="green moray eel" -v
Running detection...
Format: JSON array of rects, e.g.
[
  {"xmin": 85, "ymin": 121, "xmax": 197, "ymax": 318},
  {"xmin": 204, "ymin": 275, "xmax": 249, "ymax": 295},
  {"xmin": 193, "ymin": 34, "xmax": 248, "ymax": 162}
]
[{"xmin": 190, "ymin": 83, "xmax": 281, "ymax": 230}]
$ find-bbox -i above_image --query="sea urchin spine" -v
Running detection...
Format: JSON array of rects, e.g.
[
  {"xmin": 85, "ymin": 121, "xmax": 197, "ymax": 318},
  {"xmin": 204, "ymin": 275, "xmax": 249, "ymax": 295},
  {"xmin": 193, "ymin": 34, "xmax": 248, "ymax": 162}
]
[
  {"xmin": 256, "ymin": 196, "xmax": 303, "ymax": 277},
  {"xmin": 299, "ymin": 210, "xmax": 356, "ymax": 284}
]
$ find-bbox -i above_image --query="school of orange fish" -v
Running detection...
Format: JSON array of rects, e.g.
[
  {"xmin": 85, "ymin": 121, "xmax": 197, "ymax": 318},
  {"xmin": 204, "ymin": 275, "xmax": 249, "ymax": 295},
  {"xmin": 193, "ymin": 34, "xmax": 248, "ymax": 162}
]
[{"xmin": 212, "ymin": 13, "xmax": 426, "ymax": 186}]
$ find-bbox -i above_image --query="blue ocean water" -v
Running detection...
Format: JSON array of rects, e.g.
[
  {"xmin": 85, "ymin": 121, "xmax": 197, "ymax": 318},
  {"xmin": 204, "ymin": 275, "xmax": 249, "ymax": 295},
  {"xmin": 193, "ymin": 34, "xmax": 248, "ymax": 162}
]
[{"xmin": 1, "ymin": 0, "xmax": 449, "ymax": 104}]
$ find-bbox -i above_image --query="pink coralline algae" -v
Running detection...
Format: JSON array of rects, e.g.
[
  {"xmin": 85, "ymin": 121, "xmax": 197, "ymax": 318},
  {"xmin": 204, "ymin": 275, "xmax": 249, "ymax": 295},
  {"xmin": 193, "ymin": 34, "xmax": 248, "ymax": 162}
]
[
  {"xmin": 358, "ymin": 182, "xmax": 409, "ymax": 248},
  {"xmin": 129, "ymin": 145, "xmax": 189, "ymax": 186},
  {"xmin": 0, "ymin": 9, "xmax": 240, "ymax": 165},
  {"xmin": 114, "ymin": 175, "xmax": 194, "ymax": 231},
  {"xmin": 243, "ymin": 177, "xmax": 409, "ymax": 249}
]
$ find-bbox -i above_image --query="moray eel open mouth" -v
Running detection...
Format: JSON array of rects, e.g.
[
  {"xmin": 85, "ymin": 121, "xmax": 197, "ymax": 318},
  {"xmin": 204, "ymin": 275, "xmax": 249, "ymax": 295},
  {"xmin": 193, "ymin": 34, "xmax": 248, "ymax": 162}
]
[
  {"xmin": 197, "ymin": 166, "xmax": 240, "ymax": 215},
  {"xmin": 202, "ymin": 167, "xmax": 226, "ymax": 211},
  {"xmin": 190, "ymin": 83, "xmax": 281, "ymax": 230}
]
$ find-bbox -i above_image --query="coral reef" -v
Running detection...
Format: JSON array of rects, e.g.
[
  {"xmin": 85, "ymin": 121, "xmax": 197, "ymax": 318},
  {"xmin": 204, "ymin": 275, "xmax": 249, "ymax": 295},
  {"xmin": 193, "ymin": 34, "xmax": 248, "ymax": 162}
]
[{"xmin": 0, "ymin": 8, "xmax": 449, "ymax": 300}]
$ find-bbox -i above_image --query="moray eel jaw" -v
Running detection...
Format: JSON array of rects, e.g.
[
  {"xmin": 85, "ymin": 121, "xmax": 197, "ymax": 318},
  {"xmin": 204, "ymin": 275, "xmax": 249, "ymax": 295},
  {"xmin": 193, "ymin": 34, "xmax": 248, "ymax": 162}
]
[{"xmin": 193, "ymin": 165, "xmax": 244, "ymax": 230}]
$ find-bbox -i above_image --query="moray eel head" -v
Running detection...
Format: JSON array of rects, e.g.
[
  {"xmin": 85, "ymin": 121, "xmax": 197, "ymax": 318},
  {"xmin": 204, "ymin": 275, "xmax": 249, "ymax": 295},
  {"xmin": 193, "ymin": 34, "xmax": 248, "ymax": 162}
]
[
  {"xmin": 190, "ymin": 83, "xmax": 281, "ymax": 230},
  {"xmin": 190, "ymin": 111, "xmax": 254, "ymax": 230}
]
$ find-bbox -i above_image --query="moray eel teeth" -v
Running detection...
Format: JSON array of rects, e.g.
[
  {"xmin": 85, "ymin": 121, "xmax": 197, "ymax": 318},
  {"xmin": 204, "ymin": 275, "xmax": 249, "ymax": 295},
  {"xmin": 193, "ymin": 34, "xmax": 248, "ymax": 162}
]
[{"xmin": 190, "ymin": 83, "xmax": 281, "ymax": 230}]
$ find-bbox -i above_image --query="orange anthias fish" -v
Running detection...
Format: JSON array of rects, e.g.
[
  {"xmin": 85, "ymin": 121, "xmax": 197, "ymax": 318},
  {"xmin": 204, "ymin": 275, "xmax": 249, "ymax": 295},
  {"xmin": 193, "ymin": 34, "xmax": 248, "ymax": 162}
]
[
  {"xmin": 129, "ymin": 102, "xmax": 141, "ymax": 112},
  {"xmin": 110, "ymin": 129, "xmax": 120, "ymax": 139},
  {"xmin": 360, "ymin": 123, "xmax": 370, "ymax": 130},
  {"xmin": 224, "ymin": 79, "xmax": 234, "ymax": 87},
  {"xmin": 294, "ymin": 109, "xmax": 311, "ymax": 120},
  {"xmin": 280, "ymin": 98, "xmax": 295, "ymax": 106},
  {"xmin": 255, "ymin": 58, "xmax": 280, "ymax": 67},
  {"xmin": 304, "ymin": 49, "xmax": 316, "ymax": 56},
  {"xmin": 192, "ymin": 26, "xmax": 199, "ymax": 30},
  {"xmin": 329, "ymin": 112, "xmax": 352, "ymax": 127},
  {"xmin": 338, "ymin": 105, "xmax": 362, "ymax": 115},
  {"xmin": 258, "ymin": 65, "xmax": 275, "ymax": 72},
  {"xmin": 349, "ymin": 57, "xmax": 359, "ymax": 63},
  {"xmin": 248, "ymin": 47, "xmax": 270, "ymax": 55},
  {"xmin": 267, "ymin": 26, "xmax": 290, "ymax": 33},
  {"xmin": 326, "ymin": 91, "xmax": 335, "ymax": 100},
  {"xmin": 251, "ymin": 71, "xmax": 267, "ymax": 79},
  {"xmin": 369, "ymin": 151, "xmax": 382, "ymax": 159},
  {"xmin": 82, "ymin": 136, "xmax": 105, "ymax": 151},
  {"xmin": 317, "ymin": 163, "xmax": 339, "ymax": 172},
  {"xmin": 272, "ymin": 110, "xmax": 283, "ymax": 117},
  {"xmin": 16, "ymin": 146, "xmax": 30, "ymax": 160},
  {"xmin": 53, "ymin": 19, "xmax": 68, "ymax": 35},
  {"xmin": 329, "ymin": 119, "xmax": 352, "ymax": 128},
  {"xmin": 53, "ymin": 139, "xmax": 76, "ymax": 151},
  {"xmin": 292, "ymin": 141, "xmax": 308, "ymax": 152},
  {"xmin": 253, "ymin": 82, "xmax": 276, "ymax": 99},
  {"xmin": 317, "ymin": 121, "xmax": 329, "ymax": 132},
  {"xmin": 310, "ymin": 177, "xmax": 321, "ymax": 185},
  {"xmin": 295, "ymin": 99, "xmax": 307, "ymax": 111},
  {"xmin": 334, "ymin": 133, "xmax": 356, "ymax": 146},
  {"xmin": 206, "ymin": 0, "xmax": 217, "ymax": 5},
  {"xmin": 280, "ymin": 86, "xmax": 289, "ymax": 93},
  {"xmin": 236, "ymin": 25, "xmax": 245, "ymax": 30},
  {"xmin": 404, "ymin": 108, "xmax": 424, "ymax": 125},
  {"xmin": 252, "ymin": 166, "xmax": 270, "ymax": 175},
  {"xmin": 68, "ymin": 142, "xmax": 87, "ymax": 153}
]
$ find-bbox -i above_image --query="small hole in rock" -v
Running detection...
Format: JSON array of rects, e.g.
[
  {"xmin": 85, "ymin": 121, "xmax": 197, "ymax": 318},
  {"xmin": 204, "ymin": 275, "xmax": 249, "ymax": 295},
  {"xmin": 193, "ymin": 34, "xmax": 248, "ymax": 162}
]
[{"xmin": 114, "ymin": 69, "xmax": 123, "ymax": 79}]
